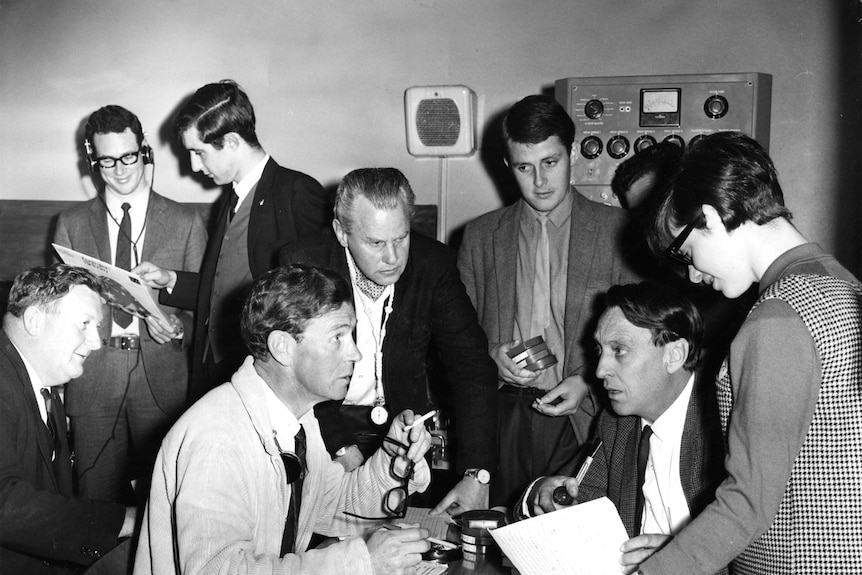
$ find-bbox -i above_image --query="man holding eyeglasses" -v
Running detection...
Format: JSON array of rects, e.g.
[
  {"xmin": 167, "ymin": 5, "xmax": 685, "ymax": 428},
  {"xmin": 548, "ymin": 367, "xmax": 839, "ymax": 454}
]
[
  {"xmin": 135, "ymin": 264, "xmax": 433, "ymax": 575},
  {"xmin": 54, "ymin": 105, "xmax": 207, "ymax": 507},
  {"xmin": 633, "ymin": 132, "xmax": 862, "ymax": 574}
]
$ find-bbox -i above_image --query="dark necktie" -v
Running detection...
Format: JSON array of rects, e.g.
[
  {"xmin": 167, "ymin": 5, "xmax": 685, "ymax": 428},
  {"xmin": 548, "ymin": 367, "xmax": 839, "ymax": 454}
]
[
  {"xmin": 634, "ymin": 425, "xmax": 653, "ymax": 533},
  {"xmin": 40, "ymin": 388, "xmax": 62, "ymax": 462},
  {"xmin": 228, "ymin": 191, "xmax": 239, "ymax": 223},
  {"xmin": 114, "ymin": 202, "xmax": 133, "ymax": 328},
  {"xmin": 280, "ymin": 425, "xmax": 307, "ymax": 557}
]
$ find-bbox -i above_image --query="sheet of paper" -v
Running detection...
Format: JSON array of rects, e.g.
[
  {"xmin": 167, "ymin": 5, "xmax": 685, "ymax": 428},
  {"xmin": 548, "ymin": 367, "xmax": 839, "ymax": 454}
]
[
  {"xmin": 393, "ymin": 507, "xmax": 453, "ymax": 540},
  {"xmin": 489, "ymin": 497, "xmax": 629, "ymax": 575},
  {"xmin": 415, "ymin": 561, "xmax": 448, "ymax": 575},
  {"xmin": 53, "ymin": 243, "xmax": 168, "ymax": 323}
]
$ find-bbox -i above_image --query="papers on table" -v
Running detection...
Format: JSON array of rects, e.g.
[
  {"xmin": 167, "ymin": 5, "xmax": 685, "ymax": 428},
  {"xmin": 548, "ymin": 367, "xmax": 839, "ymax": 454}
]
[
  {"xmin": 393, "ymin": 507, "xmax": 452, "ymax": 540},
  {"xmin": 489, "ymin": 497, "xmax": 629, "ymax": 575}
]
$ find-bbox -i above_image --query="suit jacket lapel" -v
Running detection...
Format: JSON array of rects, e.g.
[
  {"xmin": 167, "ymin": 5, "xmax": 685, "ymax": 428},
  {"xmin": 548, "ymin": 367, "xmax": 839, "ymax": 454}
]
[
  {"xmin": 140, "ymin": 191, "xmax": 165, "ymax": 263},
  {"xmin": 492, "ymin": 202, "xmax": 520, "ymax": 342},
  {"xmin": 88, "ymin": 197, "xmax": 112, "ymax": 264},
  {"xmin": 0, "ymin": 335, "xmax": 60, "ymax": 490},
  {"xmin": 562, "ymin": 190, "xmax": 598, "ymax": 372}
]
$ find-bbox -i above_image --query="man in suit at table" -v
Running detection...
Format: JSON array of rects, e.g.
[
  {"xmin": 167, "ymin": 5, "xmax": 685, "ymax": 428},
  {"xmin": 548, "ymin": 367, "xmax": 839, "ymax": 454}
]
[
  {"xmin": 516, "ymin": 282, "xmax": 726, "ymax": 574},
  {"xmin": 0, "ymin": 264, "xmax": 135, "ymax": 574},
  {"xmin": 279, "ymin": 168, "xmax": 498, "ymax": 515},
  {"xmin": 54, "ymin": 104, "xmax": 207, "ymax": 504},
  {"xmin": 135, "ymin": 80, "xmax": 330, "ymax": 400},
  {"xmin": 457, "ymin": 95, "xmax": 642, "ymax": 507}
]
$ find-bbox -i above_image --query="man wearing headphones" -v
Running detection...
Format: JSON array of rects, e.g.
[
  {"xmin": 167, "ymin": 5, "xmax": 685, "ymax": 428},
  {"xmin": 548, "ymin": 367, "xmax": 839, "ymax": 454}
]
[{"xmin": 54, "ymin": 105, "xmax": 207, "ymax": 505}]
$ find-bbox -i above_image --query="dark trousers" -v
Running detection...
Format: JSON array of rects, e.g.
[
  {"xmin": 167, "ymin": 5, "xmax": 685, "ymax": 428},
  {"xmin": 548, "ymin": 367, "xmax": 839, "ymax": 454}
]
[
  {"xmin": 71, "ymin": 348, "xmax": 177, "ymax": 505},
  {"xmin": 491, "ymin": 385, "xmax": 581, "ymax": 507}
]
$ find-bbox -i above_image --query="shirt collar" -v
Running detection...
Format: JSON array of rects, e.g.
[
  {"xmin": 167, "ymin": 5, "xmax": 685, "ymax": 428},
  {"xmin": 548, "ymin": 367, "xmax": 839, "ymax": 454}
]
[
  {"xmin": 10, "ymin": 340, "xmax": 49, "ymax": 422},
  {"xmin": 519, "ymin": 187, "xmax": 573, "ymax": 229},
  {"xmin": 259, "ymin": 371, "xmax": 303, "ymax": 451},
  {"xmin": 643, "ymin": 372, "xmax": 695, "ymax": 443},
  {"xmin": 104, "ymin": 188, "xmax": 150, "ymax": 221},
  {"xmin": 233, "ymin": 154, "xmax": 270, "ymax": 207}
]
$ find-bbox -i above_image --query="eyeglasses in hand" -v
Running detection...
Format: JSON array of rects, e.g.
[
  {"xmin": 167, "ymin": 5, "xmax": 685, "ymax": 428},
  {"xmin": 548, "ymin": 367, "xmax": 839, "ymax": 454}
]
[{"xmin": 343, "ymin": 437, "xmax": 414, "ymax": 521}]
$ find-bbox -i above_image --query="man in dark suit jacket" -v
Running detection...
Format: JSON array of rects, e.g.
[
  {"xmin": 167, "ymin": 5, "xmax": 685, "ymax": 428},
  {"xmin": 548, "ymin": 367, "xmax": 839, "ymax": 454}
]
[
  {"xmin": 0, "ymin": 265, "xmax": 135, "ymax": 574},
  {"xmin": 517, "ymin": 282, "xmax": 725, "ymax": 575},
  {"xmin": 54, "ymin": 105, "xmax": 207, "ymax": 503},
  {"xmin": 279, "ymin": 168, "xmax": 498, "ymax": 515},
  {"xmin": 135, "ymin": 80, "xmax": 330, "ymax": 399}
]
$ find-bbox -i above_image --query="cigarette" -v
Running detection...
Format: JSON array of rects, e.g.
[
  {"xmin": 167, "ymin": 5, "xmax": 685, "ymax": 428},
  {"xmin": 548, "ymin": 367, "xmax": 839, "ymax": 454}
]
[
  {"xmin": 428, "ymin": 536, "xmax": 458, "ymax": 549},
  {"xmin": 405, "ymin": 410, "xmax": 436, "ymax": 431}
]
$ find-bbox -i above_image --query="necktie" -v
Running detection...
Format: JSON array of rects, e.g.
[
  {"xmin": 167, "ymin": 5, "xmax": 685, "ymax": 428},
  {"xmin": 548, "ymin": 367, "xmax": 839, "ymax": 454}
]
[
  {"xmin": 228, "ymin": 191, "xmax": 239, "ymax": 223},
  {"xmin": 634, "ymin": 425, "xmax": 653, "ymax": 533},
  {"xmin": 529, "ymin": 215, "xmax": 550, "ymax": 337},
  {"xmin": 40, "ymin": 388, "xmax": 62, "ymax": 463},
  {"xmin": 280, "ymin": 425, "xmax": 307, "ymax": 557},
  {"xmin": 114, "ymin": 202, "xmax": 133, "ymax": 328}
]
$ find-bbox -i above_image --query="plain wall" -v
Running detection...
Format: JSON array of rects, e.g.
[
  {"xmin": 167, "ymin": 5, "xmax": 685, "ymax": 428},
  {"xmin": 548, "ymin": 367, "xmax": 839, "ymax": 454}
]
[{"xmin": 1, "ymin": 0, "xmax": 859, "ymax": 274}]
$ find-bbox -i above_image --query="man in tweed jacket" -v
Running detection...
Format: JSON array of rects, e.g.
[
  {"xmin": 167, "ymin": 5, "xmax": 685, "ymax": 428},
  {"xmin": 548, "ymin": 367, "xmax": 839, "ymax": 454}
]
[
  {"xmin": 637, "ymin": 132, "xmax": 862, "ymax": 574},
  {"xmin": 517, "ymin": 282, "xmax": 725, "ymax": 574}
]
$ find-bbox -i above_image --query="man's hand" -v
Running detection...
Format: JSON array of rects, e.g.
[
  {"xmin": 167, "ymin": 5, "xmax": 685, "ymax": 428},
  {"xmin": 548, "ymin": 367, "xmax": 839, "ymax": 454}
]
[
  {"xmin": 365, "ymin": 527, "xmax": 429, "ymax": 575},
  {"xmin": 529, "ymin": 475, "xmax": 579, "ymax": 516},
  {"xmin": 334, "ymin": 444, "xmax": 365, "ymax": 472},
  {"xmin": 532, "ymin": 374, "xmax": 589, "ymax": 417},
  {"xmin": 131, "ymin": 261, "xmax": 177, "ymax": 291},
  {"xmin": 619, "ymin": 534, "xmax": 672, "ymax": 574},
  {"xmin": 490, "ymin": 340, "xmax": 540, "ymax": 386},
  {"xmin": 386, "ymin": 410, "xmax": 433, "ymax": 465},
  {"xmin": 119, "ymin": 506, "xmax": 137, "ymax": 539},
  {"xmin": 144, "ymin": 313, "xmax": 183, "ymax": 345},
  {"xmin": 429, "ymin": 475, "xmax": 489, "ymax": 516}
]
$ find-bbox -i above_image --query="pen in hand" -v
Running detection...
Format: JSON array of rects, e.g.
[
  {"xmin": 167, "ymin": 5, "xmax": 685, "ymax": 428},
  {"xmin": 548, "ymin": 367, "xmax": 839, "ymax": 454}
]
[{"xmin": 553, "ymin": 439, "xmax": 603, "ymax": 505}]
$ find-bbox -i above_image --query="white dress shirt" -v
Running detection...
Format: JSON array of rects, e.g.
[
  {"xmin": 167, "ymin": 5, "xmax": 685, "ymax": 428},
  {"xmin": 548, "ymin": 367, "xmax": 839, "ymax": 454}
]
[{"xmin": 641, "ymin": 373, "xmax": 695, "ymax": 535}]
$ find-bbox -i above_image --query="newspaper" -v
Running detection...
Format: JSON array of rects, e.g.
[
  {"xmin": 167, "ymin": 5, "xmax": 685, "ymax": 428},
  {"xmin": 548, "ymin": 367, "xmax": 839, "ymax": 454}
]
[{"xmin": 53, "ymin": 243, "xmax": 168, "ymax": 323}]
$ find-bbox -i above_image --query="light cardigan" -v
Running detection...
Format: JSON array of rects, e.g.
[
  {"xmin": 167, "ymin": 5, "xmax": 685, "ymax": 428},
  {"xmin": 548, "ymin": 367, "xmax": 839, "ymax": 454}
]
[{"xmin": 134, "ymin": 357, "xmax": 430, "ymax": 575}]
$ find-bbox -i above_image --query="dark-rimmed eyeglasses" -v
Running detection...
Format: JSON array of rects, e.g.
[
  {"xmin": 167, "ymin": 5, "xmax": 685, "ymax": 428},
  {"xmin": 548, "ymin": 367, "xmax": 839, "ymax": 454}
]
[
  {"xmin": 664, "ymin": 214, "xmax": 703, "ymax": 266},
  {"xmin": 343, "ymin": 437, "xmax": 413, "ymax": 520},
  {"xmin": 96, "ymin": 149, "xmax": 142, "ymax": 169}
]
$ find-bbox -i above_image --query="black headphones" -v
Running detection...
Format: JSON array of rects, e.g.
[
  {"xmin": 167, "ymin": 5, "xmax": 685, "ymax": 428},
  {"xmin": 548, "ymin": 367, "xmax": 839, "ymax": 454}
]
[{"xmin": 85, "ymin": 136, "xmax": 154, "ymax": 171}]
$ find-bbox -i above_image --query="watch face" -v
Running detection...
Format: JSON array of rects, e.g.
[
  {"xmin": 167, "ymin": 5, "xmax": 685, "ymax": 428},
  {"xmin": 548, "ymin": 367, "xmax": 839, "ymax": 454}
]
[{"xmin": 477, "ymin": 469, "xmax": 491, "ymax": 484}]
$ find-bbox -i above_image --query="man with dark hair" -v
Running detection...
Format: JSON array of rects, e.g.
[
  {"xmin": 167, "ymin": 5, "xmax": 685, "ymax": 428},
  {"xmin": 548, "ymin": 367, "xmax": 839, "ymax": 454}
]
[
  {"xmin": 134, "ymin": 80, "xmax": 330, "ymax": 399},
  {"xmin": 0, "ymin": 264, "xmax": 136, "ymax": 573},
  {"xmin": 636, "ymin": 132, "xmax": 862, "ymax": 574},
  {"xmin": 458, "ymin": 94, "xmax": 641, "ymax": 506},
  {"xmin": 280, "ymin": 167, "xmax": 498, "ymax": 515},
  {"xmin": 134, "ymin": 264, "xmax": 433, "ymax": 575},
  {"xmin": 54, "ymin": 104, "xmax": 206, "ymax": 504},
  {"xmin": 516, "ymin": 282, "xmax": 725, "ymax": 574}
]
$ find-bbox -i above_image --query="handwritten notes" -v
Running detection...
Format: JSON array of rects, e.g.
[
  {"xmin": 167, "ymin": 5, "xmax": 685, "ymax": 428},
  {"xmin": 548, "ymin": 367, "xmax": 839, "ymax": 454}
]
[{"xmin": 489, "ymin": 497, "xmax": 628, "ymax": 575}]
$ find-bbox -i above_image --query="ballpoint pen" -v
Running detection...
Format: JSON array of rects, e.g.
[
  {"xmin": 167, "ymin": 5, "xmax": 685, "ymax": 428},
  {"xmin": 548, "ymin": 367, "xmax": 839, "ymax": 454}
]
[{"xmin": 553, "ymin": 438, "xmax": 603, "ymax": 505}]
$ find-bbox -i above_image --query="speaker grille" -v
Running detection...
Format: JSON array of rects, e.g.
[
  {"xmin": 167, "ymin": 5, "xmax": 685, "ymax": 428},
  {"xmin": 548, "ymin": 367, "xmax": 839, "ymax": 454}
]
[{"xmin": 415, "ymin": 99, "xmax": 461, "ymax": 147}]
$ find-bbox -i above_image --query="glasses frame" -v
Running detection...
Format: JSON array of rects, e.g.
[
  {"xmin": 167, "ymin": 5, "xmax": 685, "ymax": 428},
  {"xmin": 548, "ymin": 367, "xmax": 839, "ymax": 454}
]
[
  {"xmin": 343, "ymin": 437, "xmax": 414, "ymax": 521},
  {"xmin": 664, "ymin": 213, "xmax": 703, "ymax": 266},
  {"xmin": 96, "ymin": 149, "xmax": 142, "ymax": 169}
]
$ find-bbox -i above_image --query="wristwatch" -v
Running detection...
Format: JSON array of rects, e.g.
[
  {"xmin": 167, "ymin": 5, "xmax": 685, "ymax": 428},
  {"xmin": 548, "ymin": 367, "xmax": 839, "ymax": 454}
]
[{"xmin": 464, "ymin": 468, "xmax": 491, "ymax": 485}]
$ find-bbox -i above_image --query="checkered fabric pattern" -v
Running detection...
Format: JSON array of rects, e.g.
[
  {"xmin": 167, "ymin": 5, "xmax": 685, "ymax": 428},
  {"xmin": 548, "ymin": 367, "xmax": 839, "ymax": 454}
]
[{"xmin": 716, "ymin": 274, "xmax": 862, "ymax": 573}]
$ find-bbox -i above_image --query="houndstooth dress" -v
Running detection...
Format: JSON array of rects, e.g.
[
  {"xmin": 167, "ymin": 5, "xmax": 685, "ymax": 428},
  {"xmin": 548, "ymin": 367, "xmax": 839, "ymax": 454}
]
[{"xmin": 717, "ymin": 274, "xmax": 862, "ymax": 574}]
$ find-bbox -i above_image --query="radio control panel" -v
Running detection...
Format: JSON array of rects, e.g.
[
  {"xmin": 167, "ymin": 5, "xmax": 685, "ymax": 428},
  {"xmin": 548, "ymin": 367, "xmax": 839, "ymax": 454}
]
[{"xmin": 555, "ymin": 73, "xmax": 772, "ymax": 207}]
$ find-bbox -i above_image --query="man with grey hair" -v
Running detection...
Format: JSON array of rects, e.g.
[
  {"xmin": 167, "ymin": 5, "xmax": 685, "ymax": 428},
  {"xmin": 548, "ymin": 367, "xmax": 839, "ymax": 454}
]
[{"xmin": 279, "ymin": 167, "xmax": 498, "ymax": 515}]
